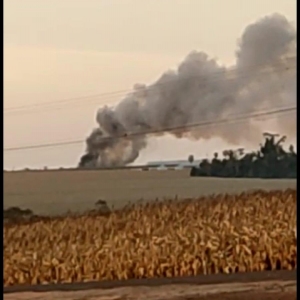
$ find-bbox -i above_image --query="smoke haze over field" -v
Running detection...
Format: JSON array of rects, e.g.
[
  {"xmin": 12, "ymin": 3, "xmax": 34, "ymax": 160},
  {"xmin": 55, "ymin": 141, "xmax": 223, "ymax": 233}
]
[{"xmin": 80, "ymin": 13, "xmax": 296, "ymax": 168}]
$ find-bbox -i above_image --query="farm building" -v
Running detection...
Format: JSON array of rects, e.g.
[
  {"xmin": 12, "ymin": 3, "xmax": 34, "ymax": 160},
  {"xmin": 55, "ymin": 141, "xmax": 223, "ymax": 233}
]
[{"xmin": 146, "ymin": 158, "xmax": 202, "ymax": 170}]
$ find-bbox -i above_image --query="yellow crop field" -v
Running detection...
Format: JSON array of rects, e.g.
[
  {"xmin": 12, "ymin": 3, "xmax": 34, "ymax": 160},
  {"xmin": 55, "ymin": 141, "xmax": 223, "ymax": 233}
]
[
  {"xmin": 4, "ymin": 189, "xmax": 296, "ymax": 287},
  {"xmin": 3, "ymin": 169, "xmax": 296, "ymax": 216}
]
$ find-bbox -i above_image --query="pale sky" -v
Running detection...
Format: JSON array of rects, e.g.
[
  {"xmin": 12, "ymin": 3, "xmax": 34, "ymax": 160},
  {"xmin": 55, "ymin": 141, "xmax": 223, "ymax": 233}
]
[{"xmin": 4, "ymin": 0, "xmax": 296, "ymax": 170}]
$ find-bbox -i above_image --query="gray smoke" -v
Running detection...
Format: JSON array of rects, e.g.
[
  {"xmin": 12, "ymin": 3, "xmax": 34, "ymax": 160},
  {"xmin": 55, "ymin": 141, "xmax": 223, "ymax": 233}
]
[{"xmin": 80, "ymin": 13, "xmax": 296, "ymax": 168}]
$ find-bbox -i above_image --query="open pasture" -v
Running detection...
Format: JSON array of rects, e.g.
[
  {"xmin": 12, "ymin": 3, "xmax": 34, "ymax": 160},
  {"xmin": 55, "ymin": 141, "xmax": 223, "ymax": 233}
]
[{"xmin": 4, "ymin": 169, "xmax": 296, "ymax": 216}]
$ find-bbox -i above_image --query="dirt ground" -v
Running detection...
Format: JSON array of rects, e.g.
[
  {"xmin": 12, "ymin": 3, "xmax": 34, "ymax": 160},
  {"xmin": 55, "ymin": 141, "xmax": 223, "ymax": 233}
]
[
  {"xmin": 4, "ymin": 279, "xmax": 296, "ymax": 300},
  {"xmin": 4, "ymin": 270, "xmax": 296, "ymax": 300}
]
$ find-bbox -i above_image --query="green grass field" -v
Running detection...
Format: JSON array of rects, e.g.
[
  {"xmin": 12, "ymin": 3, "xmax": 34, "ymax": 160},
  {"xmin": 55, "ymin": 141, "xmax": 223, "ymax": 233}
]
[{"xmin": 4, "ymin": 169, "xmax": 296, "ymax": 216}]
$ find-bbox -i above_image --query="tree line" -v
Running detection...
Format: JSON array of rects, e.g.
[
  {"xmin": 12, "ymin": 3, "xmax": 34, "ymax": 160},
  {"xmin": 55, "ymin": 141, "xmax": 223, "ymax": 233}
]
[{"xmin": 190, "ymin": 133, "xmax": 297, "ymax": 179}]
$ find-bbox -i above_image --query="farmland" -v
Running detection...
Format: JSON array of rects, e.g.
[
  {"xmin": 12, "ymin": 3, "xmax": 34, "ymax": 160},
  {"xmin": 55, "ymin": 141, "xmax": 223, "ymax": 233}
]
[
  {"xmin": 4, "ymin": 169, "xmax": 296, "ymax": 216},
  {"xmin": 4, "ymin": 169, "xmax": 297, "ymax": 297},
  {"xmin": 4, "ymin": 189, "xmax": 296, "ymax": 287}
]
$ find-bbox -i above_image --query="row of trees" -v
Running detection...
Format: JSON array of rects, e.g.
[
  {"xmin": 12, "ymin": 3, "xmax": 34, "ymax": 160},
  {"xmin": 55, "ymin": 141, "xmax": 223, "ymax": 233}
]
[{"xmin": 190, "ymin": 133, "xmax": 297, "ymax": 179}]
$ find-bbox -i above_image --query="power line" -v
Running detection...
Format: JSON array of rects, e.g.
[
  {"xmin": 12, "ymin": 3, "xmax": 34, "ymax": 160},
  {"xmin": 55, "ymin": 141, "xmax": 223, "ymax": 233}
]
[
  {"xmin": 4, "ymin": 64, "xmax": 296, "ymax": 117},
  {"xmin": 4, "ymin": 56, "xmax": 296, "ymax": 115},
  {"xmin": 4, "ymin": 91, "xmax": 128, "ymax": 113},
  {"xmin": 4, "ymin": 105, "xmax": 296, "ymax": 152},
  {"xmin": 5, "ymin": 59, "xmax": 295, "ymax": 114}
]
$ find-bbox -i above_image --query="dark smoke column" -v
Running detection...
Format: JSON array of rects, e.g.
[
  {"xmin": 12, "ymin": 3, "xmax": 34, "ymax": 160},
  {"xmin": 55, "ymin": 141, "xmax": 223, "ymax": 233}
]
[
  {"xmin": 79, "ymin": 13, "xmax": 296, "ymax": 169},
  {"xmin": 79, "ymin": 117, "xmax": 147, "ymax": 168}
]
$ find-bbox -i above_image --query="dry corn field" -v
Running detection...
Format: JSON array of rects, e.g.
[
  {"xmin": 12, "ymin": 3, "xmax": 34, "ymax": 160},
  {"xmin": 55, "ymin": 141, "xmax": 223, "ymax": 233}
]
[{"xmin": 4, "ymin": 188, "xmax": 296, "ymax": 287}]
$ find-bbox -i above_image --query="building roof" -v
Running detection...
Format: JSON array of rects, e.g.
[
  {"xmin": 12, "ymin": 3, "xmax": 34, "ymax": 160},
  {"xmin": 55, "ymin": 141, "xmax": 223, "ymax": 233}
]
[{"xmin": 147, "ymin": 159, "xmax": 202, "ymax": 167}]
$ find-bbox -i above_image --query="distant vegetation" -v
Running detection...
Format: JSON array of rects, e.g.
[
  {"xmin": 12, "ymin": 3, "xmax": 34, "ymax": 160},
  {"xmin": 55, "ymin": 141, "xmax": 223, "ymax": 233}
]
[
  {"xmin": 4, "ymin": 200, "xmax": 112, "ymax": 226},
  {"xmin": 191, "ymin": 133, "xmax": 297, "ymax": 179}
]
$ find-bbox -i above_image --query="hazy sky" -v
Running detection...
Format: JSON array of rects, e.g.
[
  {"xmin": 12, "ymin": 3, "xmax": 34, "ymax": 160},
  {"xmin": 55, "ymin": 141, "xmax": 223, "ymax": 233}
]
[{"xmin": 4, "ymin": 0, "xmax": 296, "ymax": 170}]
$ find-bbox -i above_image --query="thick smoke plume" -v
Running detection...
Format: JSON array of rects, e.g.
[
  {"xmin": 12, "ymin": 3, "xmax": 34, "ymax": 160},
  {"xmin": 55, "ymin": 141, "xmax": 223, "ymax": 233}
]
[{"xmin": 80, "ymin": 13, "xmax": 296, "ymax": 168}]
